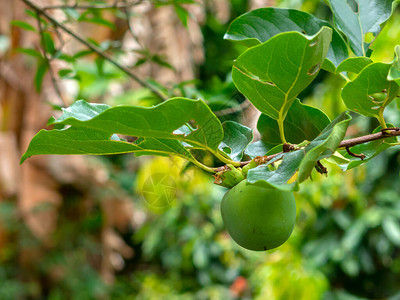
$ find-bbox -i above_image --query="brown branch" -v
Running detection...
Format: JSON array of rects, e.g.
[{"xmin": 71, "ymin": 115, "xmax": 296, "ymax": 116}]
[
  {"xmin": 339, "ymin": 127, "xmax": 400, "ymax": 148},
  {"xmin": 233, "ymin": 127, "xmax": 400, "ymax": 171},
  {"xmin": 42, "ymin": 0, "xmax": 144, "ymax": 11},
  {"xmin": 21, "ymin": 0, "xmax": 167, "ymax": 101}
]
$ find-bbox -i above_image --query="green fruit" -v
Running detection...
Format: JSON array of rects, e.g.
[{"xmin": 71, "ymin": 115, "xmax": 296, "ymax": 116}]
[{"xmin": 221, "ymin": 180, "xmax": 296, "ymax": 251}]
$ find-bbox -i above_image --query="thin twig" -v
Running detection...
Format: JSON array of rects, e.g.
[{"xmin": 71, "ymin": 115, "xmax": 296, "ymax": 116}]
[
  {"xmin": 345, "ymin": 146, "xmax": 365, "ymax": 160},
  {"xmin": 36, "ymin": 14, "xmax": 66, "ymax": 106},
  {"xmin": 42, "ymin": 0, "xmax": 144, "ymax": 11},
  {"xmin": 123, "ymin": 0, "xmax": 144, "ymax": 48},
  {"xmin": 21, "ymin": 0, "xmax": 167, "ymax": 101}
]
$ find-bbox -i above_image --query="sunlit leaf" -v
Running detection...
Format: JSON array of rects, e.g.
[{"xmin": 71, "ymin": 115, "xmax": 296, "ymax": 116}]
[
  {"xmin": 326, "ymin": 0, "xmax": 396, "ymax": 56},
  {"xmin": 10, "ymin": 20, "xmax": 36, "ymax": 32},
  {"xmin": 224, "ymin": 7, "xmax": 348, "ymax": 70},
  {"xmin": 232, "ymin": 27, "xmax": 332, "ymax": 120},
  {"xmin": 16, "ymin": 47, "xmax": 42, "ymax": 58},
  {"xmin": 21, "ymin": 98, "xmax": 223, "ymax": 163}
]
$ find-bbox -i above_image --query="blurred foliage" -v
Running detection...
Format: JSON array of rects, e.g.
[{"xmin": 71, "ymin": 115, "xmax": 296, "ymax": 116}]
[{"xmin": 3, "ymin": 0, "xmax": 400, "ymax": 299}]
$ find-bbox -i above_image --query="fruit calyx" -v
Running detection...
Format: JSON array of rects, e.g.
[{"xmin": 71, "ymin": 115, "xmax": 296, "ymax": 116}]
[{"xmin": 213, "ymin": 164, "xmax": 245, "ymax": 188}]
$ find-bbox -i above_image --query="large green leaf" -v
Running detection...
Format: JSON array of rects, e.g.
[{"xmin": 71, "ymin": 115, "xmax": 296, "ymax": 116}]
[
  {"xmin": 52, "ymin": 98, "xmax": 223, "ymax": 150},
  {"xmin": 224, "ymin": 7, "xmax": 348, "ymax": 71},
  {"xmin": 297, "ymin": 112, "xmax": 352, "ymax": 182},
  {"xmin": 218, "ymin": 121, "xmax": 253, "ymax": 161},
  {"xmin": 341, "ymin": 62, "xmax": 400, "ymax": 119},
  {"xmin": 21, "ymin": 98, "xmax": 223, "ymax": 163},
  {"xmin": 21, "ymin": 127, "xmax": 194, "ymax": 162},
  {"xmin": 326, "ymin": 0, "xmax": 396, "ymax": 56},
  {"xmin": 232, "ymin": 27, "xmax": 332, "ymax": 121},
  {"xmin": 388, "ymin": 45, "xmax": 400, "ymax": 86},
  {"xmin": 257, "ymin": 99, "xmax": 330, "ymax": 145},
  {"xmin": 335, "ymin": 57, "xmax": 373, "ymax": 74}
]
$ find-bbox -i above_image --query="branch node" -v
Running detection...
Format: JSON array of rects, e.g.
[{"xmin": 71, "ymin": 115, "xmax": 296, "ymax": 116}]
[
  {"xmin": 282, "ymin": 143, "xmax": 295, "ymax": 153},
  {"xmin": 254, "ymin": 156, "xmax": 269, "ymax": 165},
  {"xmin": 345, "ymin": 146, "xmax": 366, "ymax": 160}
]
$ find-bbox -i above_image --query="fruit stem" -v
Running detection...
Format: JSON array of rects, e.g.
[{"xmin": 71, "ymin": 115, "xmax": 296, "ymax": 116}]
[
  {"xmin": 377, "ymin": 109, "xmax": 387, "ymax": 130},
  {"xmin": 189, "ymin": 158, "xmax": 215, "ymax": 173},
  {"xmin": 277, "ymin": 116, "xmax": 287, "ymax": 144},
  {"xmin": 211, "ymin": 149, "xmax": 241, "ymax": 167}
]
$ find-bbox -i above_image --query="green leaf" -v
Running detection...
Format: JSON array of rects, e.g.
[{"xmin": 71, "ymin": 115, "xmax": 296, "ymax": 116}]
[
  {"xmin": 224, "ymin": 8, "xmax": 348, "ymax": 70},
  {"xmin": 218, "ymin": 121, "xmax": 253, "ymax": 161},
  {"xmin": 338, "ymin": 125, "xmax": 398, "ymax": 170},
  {"xmin": 244, "ymin": 100, "xmax": 329, "ymax": 158},
  {"xmin": 257, "ymin": 99, "xmax": 330, "ymax": 145},
  {"xmin": 342, "ymin": 218, "xmax": 368, "ymax": 251},
  {"xmin": 42, "ymin": 32, "xmax": 55, "ymax": 55},
  {"xmin": 244, "ymin": 141, "xmax": 272, "ymax": 159},
  {"xmin": 73, "ymin": 50, "xmax": 94, "ymax": 60},
  {"xmin": 244, "ymin": 140, "xmax": 272, "ymax": 159},
  {"xmin": 21, "ymin": 98, "xmax": 223, "ymax": 163},
  {"xmin": 16, "ymin": 47, "xmax": 42, "ymax": 58},
  {"xmin": 232, "ymin": 27, "xmax": 332, "ymax": 120},
  {"xmin": 78, "ymin": 15, "xmax": 116, "ymax": 30},
  {"xmin": 34, "ymin": 59, "xmax": 48, "ymax": 92},
  {"xmin": 10, "ymin": 20, "xmax": 36, "ymax": 32},
  {"xmin": 58, "ymin": 68, "xmax": 75, "ymax": 78},
  {"xmin": 21, "ymin": 127, "xmax": 194, "ymax": 162},
  {"xmin": 388, "ymin": 45, "xmax": 400, "ymax": 86},
  {"xmin": 53, "ymin": 100, "xmax": 111, "ymax": 121},
  {"xmin": 297, "ymin": 112, "xmax": 352, "ymax": 182},
  {"xmin": 383, "ymin": 217, "xmax": 400, "ymax": 246},
  {"xmin": 326, "ymin": 0, "xmax": 396, "ymax": 56},
  {"xmin": 325, "ymin": 151, "xmax": 351, "ymax": 166},
  {"xmin": 341, "ymin": 62, "xmax": 400, "ymax": 119},
  {"xmin": 174, "ymin": 4, "xmax": 190, "ymax": 27},
  {"xmin": 335, "ymin": 57, "xmax": 373, "ymax": 74},
  {"xmin": 246, "ymin": 150, "xmax": 302, "ymax": 191}
]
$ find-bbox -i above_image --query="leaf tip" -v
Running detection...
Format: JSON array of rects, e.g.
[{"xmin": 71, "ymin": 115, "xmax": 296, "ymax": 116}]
[{"xmin": 20, "ymin": 154, "xmax": 29, "ymax": 165}]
